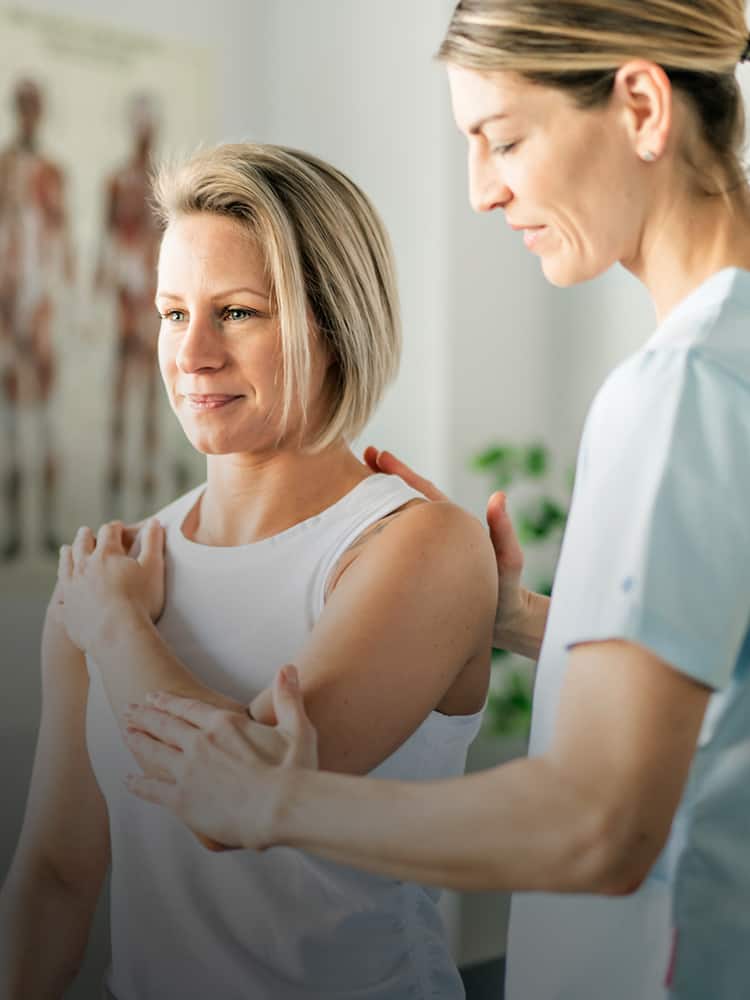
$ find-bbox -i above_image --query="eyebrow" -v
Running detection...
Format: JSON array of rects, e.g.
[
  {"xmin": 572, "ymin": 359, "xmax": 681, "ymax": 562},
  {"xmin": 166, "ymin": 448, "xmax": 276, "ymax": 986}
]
[
  {"xmin": 467, "ymin": 112, "xmax": 509, "ymax": 136},
  {"xmin": 155, "ymin": 286, "xmax": 270, "ymax": 303}
]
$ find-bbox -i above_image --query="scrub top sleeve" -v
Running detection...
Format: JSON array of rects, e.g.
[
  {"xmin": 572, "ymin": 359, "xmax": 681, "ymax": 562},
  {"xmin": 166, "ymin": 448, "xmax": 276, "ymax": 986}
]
[{"xmin": 560, "ymin": 348, "xmax": 750, "ymax": 690}]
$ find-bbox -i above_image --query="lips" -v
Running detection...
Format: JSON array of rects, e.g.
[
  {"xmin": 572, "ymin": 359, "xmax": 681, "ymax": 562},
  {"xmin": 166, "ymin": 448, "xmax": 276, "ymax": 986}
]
[
  {"xmin": 524, "ymin": 227, "xmax": 546, "ymax": 247},
  {"xmin": 184, "ymin": 394, "xmax": 243, "ymax": 410}
]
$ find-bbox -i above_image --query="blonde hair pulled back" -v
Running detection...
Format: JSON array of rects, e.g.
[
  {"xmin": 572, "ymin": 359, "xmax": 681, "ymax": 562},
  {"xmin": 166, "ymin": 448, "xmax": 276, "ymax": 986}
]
[{"xmin": 439, "ymin": 1, "xmax": 750, "ymax": 191}]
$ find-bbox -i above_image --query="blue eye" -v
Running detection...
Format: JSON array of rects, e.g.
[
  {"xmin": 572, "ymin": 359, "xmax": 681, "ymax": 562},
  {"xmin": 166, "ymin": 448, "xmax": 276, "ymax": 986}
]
[
  {"xmin": 223, "ymin": 307, "xmax": 259, "ymax": 321},
  {"xmin": 160, "ymin": 309, "xmax": 185, "ymax": 322}
]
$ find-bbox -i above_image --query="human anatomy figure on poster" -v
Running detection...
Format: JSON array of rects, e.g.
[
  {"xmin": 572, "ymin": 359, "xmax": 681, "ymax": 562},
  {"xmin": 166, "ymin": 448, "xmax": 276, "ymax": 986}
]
[
  {"xmin": 0, "ymin": 78, "xmax": 74, "ymax": 561},
  {"xmin": 94, "ymin": 93, "xmax": 163, "ymax": 519}
]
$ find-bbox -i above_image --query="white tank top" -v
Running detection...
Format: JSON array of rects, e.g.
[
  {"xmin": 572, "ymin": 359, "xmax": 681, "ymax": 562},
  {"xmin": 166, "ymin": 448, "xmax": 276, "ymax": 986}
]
[{"xmin": 86, "ymin": 473, "xmax": 484, "ymax": 999}]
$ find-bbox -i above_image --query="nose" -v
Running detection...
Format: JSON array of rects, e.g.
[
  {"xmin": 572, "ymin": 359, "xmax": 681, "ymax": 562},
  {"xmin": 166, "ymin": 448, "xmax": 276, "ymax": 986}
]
[
  {"xmin": 175, "ymin": 311, "xmax": 226, "ymax": 374},
  {"xmin": 468, "ymin": 145, "xmax": 512, "ymax": 214}
]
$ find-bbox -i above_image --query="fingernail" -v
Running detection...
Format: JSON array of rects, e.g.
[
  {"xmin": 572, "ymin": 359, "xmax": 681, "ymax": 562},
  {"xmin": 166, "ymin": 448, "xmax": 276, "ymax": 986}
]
[
  {"xmin": 283, "ymin": 666, "xmax": 299, "ymax": 690},
  {"xmin": 145, "ymin": 691, "xmax": 160, "ymax": 703}
]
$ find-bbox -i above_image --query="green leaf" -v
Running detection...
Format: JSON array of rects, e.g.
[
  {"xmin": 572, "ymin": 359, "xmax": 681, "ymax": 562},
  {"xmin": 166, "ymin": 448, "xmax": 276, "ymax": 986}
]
[
  {"xmin": 491, "ymin": 647, "xmax": 510, "ymax": 660},
  {"xmin": 471, "ymin": 445, "xmax": 509, "ymax": 469},
  {"xmin": 523, "ymin": 444, "xmax": 548, "ymax": 478},
  {"xmin": 485, "ymin": 669, "xmax": 533, "ymax": 737}
]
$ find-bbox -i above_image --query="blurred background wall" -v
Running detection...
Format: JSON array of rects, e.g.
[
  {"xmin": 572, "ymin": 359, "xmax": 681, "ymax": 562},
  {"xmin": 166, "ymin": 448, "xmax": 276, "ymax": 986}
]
[{"xmin": 2, "ymin": 2, "xmax": 749, "ymax": 996}]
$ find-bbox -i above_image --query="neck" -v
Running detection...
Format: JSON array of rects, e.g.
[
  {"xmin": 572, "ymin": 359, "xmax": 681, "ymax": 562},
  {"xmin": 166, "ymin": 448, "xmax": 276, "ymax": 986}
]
[
  {"xmin": 624, "ymin": 179, "xmax": 750, "ymax": 324},
  {"xmin": 188, "ymin": 443, "xmax": 370, "ymax": 546}
]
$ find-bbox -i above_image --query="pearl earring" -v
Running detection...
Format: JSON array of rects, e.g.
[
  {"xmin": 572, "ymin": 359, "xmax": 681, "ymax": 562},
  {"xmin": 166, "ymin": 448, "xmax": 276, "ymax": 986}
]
[{"xmin": 641, "ymin": 150, "xmax": 657, "ymax": 163}]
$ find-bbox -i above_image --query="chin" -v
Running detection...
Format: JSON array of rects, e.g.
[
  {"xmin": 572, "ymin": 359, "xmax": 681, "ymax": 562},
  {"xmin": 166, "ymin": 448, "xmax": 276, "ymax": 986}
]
[{"xmin": 540, "ymin": 253, "xmax": 609, "ymax": 288}]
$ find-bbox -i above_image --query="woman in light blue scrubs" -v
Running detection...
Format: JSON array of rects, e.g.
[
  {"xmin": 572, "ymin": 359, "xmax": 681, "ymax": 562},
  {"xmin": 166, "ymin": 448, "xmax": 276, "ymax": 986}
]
[{"xmin": 87, "ymin": 2, "xmax": 750, "ymax": 998}]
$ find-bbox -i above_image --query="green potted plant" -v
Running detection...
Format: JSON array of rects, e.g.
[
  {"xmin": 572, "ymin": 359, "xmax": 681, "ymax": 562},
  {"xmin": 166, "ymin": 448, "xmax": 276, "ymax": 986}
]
[{"xmin": 470, "ymin": 442, "xmax": 571, "ymax": 744}]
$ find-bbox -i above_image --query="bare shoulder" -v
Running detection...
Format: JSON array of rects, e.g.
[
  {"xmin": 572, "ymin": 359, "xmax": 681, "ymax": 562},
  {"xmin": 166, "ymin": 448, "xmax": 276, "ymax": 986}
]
[
  {"xmin": 327, "ymin": 498, "xmax": 497, "ymax": 605},
  {"xmin": 372, "ymin": 498, "xmax": 494, "ymax": 559}
]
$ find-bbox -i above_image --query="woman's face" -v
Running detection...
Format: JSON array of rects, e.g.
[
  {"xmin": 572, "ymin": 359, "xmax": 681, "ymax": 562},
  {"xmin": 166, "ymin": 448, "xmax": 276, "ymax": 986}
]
[
  {"xmin": 447, "ymin": 66, "xmax": 646, "ymax": 286},
  {"xmin": 156, "ymin": 213, "xmax": 327, "ymax": 457}
]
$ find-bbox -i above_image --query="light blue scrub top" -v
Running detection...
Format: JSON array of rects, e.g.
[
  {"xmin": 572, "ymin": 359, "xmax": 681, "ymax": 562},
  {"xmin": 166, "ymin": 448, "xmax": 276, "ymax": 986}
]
[{"xmin": 507, "ymin": 268, "xmax": 750, "ymax": 1000}]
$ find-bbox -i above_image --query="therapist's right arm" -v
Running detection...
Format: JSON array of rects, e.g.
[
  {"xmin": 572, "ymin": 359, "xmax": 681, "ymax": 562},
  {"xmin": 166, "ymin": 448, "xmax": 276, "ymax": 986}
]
[
  {"xmin": 265, "ymin": 638, "xmax": 710, "ymax": 894},
  {"xmin": 125, "ymin": 636, "xmax": 709, "ymax": 895},
  {"xmin": 364, "ymin": 446, "xmax": 549, "ymax": 660}
]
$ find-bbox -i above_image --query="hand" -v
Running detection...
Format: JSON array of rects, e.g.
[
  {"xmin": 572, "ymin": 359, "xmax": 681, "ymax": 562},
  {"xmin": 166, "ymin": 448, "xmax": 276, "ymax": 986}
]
[
  {"xmin": 363, "ymin": 446, "xmax": 447, "ymax": 501},
  {"xmin": 485, "ymin": 491, "xmax": 529, "ymax": 645},
  {"xmin": 364, "ymin": 445, "xmax": 529, "ymax": 646},
  {"xmin": 57, "ymin": 519, "xmax": 165, "ymax": 653},
  {"xmin": 124, "ymin": 665, "xmax": 318, "ymax": 850}
]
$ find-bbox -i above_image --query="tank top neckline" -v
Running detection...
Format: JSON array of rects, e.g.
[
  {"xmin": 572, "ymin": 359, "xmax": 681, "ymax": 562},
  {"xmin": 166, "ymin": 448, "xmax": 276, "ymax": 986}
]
[{"xmin": 170, "ymin": 472, "xmax": 414, "ymax": 560}]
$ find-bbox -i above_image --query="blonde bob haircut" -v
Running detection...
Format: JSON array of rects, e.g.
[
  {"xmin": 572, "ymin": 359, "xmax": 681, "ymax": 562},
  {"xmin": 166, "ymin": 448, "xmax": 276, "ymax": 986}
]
[
  {"xmin": 439, "ymin": 0, "xmax": 750, "ymax": 193},
  {"xmin": 152, "ymin": 143, "xmax": 401, "ymax": 452}
]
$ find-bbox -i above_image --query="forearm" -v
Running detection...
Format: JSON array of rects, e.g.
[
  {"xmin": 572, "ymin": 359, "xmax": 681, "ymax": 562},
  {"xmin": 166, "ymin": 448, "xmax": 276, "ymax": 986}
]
[
  {"xmin": 0, "ymin": 865, "xmax": 97, "ymax": 999},
  {"xmin": 270, "ymin": 755, "xmax": 619, "ymax": 894},
  {"xmin": 88, "ymin": 607, "xmax": 241, "ymax": 728},
  {"xmin": 494, "ymin": 588, "xmax": 549, "ymax": 660}
]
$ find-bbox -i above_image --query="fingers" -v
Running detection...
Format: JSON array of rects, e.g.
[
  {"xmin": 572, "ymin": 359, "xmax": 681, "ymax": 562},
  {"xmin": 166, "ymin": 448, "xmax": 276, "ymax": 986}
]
[
  {"xmin": 363, "ymin": 445, "xmax": 380, "ymax": 473},
  {"xmin": 72, "ymin": 525, "xmax": 95, "ymax": 565},
  {"xmin": 57, "ymin": 544, "xmax": 73, "ymax": 582},
  {"xmin": 196, "ymin": 833, "xmax": 232, "ymax": 853},
  {"xmin": 141, "ymin": 691, "xmax": 223, "ymax": 731},
  {"xmin": 486, "ymin": 491, "xmax": 524, "ymax": 574},
  {"xmin": 96, "ymin": 521, "xmax": 127, "ymax": 555},
  {"xmin": 124, "ymin": 725, "xmax": 182, "ymax": 773},
  {"xmin": 66, "ymin": 521, "xmax": 129, "ymax": 568},
  {"xmin": 125, "ymin": 773, "xmax": 178, "ymax": 809},
  {"xmin": 248, "ymin": 687, "xmax": 276, "ymax": 726},
  {"xmin": 122, "ymin": 520, "xmax": 145, "ymax": 556},
  {"xmin": 137, "ymin": 518, "xmax": 165, "ymax": 571},
  {"xmin": 362, "ymin": 446, "xmax": 447, "ymax": 502},
  {"xmin": 125, "ymin": 703, "xmax": 198, "ymax": 750},
  {"xmin": 271, "ymin": 665, "xmax": 318, "ymax": 768}
]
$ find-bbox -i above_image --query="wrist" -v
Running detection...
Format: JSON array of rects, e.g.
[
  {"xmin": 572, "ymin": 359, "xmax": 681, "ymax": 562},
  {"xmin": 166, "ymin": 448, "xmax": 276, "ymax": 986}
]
[
  {"xmin": 260, "ymin": 765, "xmax": 307, "ymax": 851},
  {"xmin": 493, "ymin": 585, "xmax": 532, "ymax": 646},
  {"xmin": 494, "ymin": 586, "xmax": 548, "ymax": 659},
  {"xmin": 88, "ymin": 599, "xmax": 152, "ymax": 659}
]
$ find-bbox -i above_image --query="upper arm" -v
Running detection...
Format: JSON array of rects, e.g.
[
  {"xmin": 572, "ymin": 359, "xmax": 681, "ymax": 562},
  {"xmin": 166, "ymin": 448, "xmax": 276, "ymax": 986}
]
[
  {"xmin": 549, "ymin": 639, "xmax": 710, "ymax": 892},
  {"xmin": 12, "ymin": 596, "xmax": 110, "ymax": 898},
  {"xmin": 287, "ymin": 501, "xmax": 497, "ymax": 775}
]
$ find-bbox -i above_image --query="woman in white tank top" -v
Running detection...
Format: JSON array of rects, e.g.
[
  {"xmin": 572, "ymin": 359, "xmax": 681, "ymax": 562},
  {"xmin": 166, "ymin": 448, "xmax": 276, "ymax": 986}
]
[{"xmin": 1, "ymin": 144, "xmax": 497, "ymax": 999}]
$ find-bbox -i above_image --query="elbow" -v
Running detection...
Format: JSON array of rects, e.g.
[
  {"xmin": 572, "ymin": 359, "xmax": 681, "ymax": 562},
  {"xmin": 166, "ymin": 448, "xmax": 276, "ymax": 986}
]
[{"xmin": 573, "ymin": 804, "xmax": 664, "ymax": 897}]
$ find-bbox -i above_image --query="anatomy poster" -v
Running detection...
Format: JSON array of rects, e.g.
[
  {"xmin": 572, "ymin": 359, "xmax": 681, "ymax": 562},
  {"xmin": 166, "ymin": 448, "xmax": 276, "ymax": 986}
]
[{"xmin": 0, "ymin": 5, "xmax": 214, "ymax": 575}]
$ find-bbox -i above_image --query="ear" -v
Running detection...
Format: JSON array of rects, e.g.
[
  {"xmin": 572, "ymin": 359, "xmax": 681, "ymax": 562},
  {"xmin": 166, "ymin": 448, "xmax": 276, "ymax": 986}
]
[{"xmin": 612, "ymin": 60, "xmax": 672, "ymax": 163}]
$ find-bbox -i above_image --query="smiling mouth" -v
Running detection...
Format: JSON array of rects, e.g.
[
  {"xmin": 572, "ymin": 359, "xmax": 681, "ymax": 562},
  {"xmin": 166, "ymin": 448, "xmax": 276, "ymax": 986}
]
[{"xmin": 184, "ymin": 394, "xmax": 243, "ymax": 410}]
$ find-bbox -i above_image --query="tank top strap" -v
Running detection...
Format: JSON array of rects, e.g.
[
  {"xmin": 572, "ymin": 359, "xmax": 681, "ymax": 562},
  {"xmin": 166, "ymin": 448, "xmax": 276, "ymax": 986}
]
[{"xmin": 313, "ymin": 473, "xmax": 427, "ymax": 618}]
